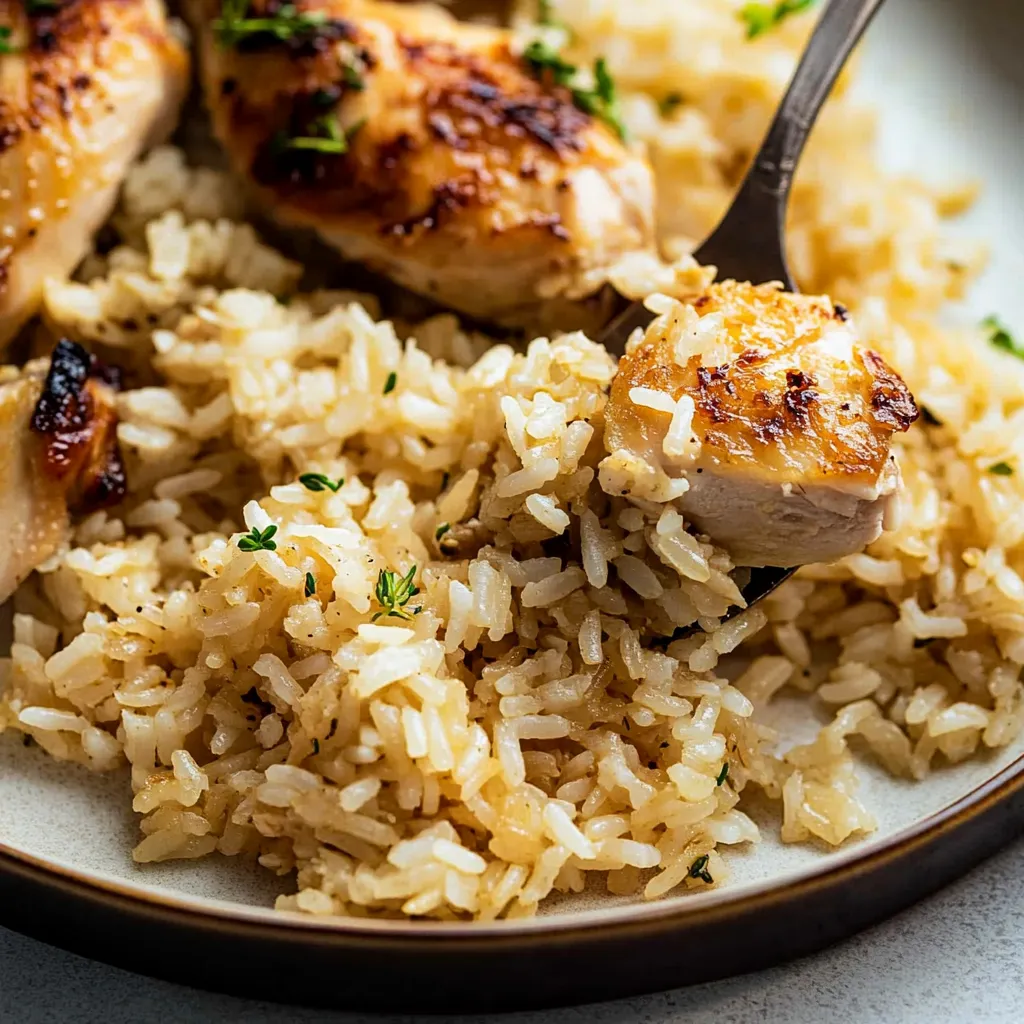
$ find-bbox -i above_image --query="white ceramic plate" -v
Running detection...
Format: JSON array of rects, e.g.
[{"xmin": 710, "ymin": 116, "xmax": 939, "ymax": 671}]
[{"xmin": 1, "ymin": 0, "xmax": 1023, "ymax": 1011}]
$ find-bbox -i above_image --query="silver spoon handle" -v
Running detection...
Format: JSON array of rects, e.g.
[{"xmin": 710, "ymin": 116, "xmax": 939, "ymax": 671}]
[{"xmin": 695, "ymin": 0, "xmax": 887, "ymax": 285}]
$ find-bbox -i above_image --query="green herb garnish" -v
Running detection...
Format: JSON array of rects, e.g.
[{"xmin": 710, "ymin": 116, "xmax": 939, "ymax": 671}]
[
  {"xmin": 688, "ymin": 854, "xmax": 714, "ymax": 884},
  {"xmin": 716, "ymin": 763, "xmax": 729, "ymax": 786},
  {"xmin": 0, "ymin": 27, "xmax": 17, "ymax": 54},
  {"xmin": 740, "ymin": 0, "xmax": 817, "ymax": 40},
  {"xmin": 372, "ymin": 566, "xmax": 420, "ymax": 621},
  {"xmin": 214, "ymin": 0, "xmax": 328, "ymax": 49},
  {"xmin": 659, "ymin": 92, "xmax": 684, "ymax": 117},
  {"xmin": 383, "ymin": 371, "xmax": 397, "ymax": 395},
  {"xmin": 304, "ymin": 571, "xmax": 317, "ymax": 597},
  {"xmin": 522, "ymin": 42, "xmax": 626, "ymax": 140},
  {"xmin": 283, "ymin": 113, "xmax": 364, "ymax": 155},
  {"xmin": 342, "ymin": 62, "xmax": 365, "ymax": 91},
  {"xmin": 523, "ymin": 39, "xmax": 576, "ymax": 85},
  {"xmin": 989, "ymin": 461, "xmax": 1014, "ymax": 477},
  {"xmin": 435, "ymin": 522, "xmax": 451, "ymax": 540},
  {"xmin": 312, "ymin": 738, "xmax": 320, "ymax": 754},
  {"xmin": 299, "ymin": 472, "xmax": 343, "ymax": 493},
  {"xmin": 983, "ymin": 315, "xmax": 1024, "ymax": 360},
  {"xmin": 237, "ymin": 524, "xmax": 278, "ymax": 552}
]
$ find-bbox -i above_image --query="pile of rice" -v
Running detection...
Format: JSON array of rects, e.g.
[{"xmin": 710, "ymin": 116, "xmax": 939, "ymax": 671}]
[{"xmin": 2, "ymin": 0, "xmax": 1023, "ymax": 921}]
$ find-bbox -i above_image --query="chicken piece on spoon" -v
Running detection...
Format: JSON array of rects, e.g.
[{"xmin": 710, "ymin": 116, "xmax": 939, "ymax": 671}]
[
  {"xmin": 0, "ymin": 339, "xmax": 126, "ymax": 603},
  {"xmin": 0, "ymin": 0, "xmax": 189, "ymax": 348},
  {"xmin": 192, "ymin": 0, "xmax": 656, "ymax": 327},
  {"xmin": 601, "ymin": 282, "xmax": 919, "ymax": 568}
]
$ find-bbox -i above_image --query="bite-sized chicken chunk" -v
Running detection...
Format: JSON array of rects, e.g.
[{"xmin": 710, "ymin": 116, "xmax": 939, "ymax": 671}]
[
  {"xmin": 602, "ymin": 282, "xmax": 919, "ymax": 567},
  {"xmin": 193, "ymin": 0, "xmax": 656, "ymax": 327},
  {"xmin": 0, "ymin": 340, "xmax": 125, "ymax": 603},
  {"xmin": 0, "ymin": 0, "xmax": 189, "ymax": 347}
]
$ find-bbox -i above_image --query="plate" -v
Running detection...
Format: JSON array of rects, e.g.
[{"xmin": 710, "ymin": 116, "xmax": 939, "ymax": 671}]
[{"xmin": 2, "ymin": 0, "xmax": 1024, "ymax": 1012}]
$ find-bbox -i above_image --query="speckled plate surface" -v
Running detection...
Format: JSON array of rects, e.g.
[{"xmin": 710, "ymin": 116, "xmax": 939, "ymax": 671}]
[{"xmin": 2, "ymin": 0, "xmax": 1024, "ymax": 1012}]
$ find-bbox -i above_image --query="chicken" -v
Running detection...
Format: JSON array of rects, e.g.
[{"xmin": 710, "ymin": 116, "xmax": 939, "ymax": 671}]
[
  {"xmin": 0, "ymin": 339, "xmax": 125, "ymax": 603},
  {"xmin": 601, "ymin": 282, "xmax": 919, "ymax": 568},
  {"xmin": 192, "ymin": 0, "xmax": 656, "ymax": 327},
  {"xmin": 0, "ymin": 0, "xmax": 189, "ymax": 347}
]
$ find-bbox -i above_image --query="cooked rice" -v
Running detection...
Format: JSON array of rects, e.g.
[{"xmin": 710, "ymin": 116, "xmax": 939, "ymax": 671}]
[{"xmin": 2, "ymin": 0, "xmax": 1023, "ymax": 921}]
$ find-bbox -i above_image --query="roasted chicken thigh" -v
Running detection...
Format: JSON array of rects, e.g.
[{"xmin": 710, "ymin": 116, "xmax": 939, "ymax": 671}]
[{"xmin": 602, "ymin": 282, "xmax": 919, "ymax": 567}]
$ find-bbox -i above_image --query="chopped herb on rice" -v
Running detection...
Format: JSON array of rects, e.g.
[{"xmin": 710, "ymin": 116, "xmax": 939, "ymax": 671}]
[
  {"xmin": 237, "ymin": 524, "xmax": 278, "ymax": 552},
  {"xmin": 983, "ymin": 315, "xmax": 1023, "ymax": 359},
  {"xmin": 372, "ymin": 566, "xmax": 420, "ymax": 620},
  {"xmin": 688, "ymin": 854, "xmax": 714, "ymax": 884},
  {"xmin": 298, "ymin": 472, "xmax": 343, "ymax": 492},
  {"xmin": 740, "ymin": 0, "xmax": 817, "ymax": 39}
]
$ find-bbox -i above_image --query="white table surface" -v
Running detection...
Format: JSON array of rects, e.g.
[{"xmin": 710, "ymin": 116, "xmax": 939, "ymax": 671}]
[{"xmin": 1, "ymin": 834, "xmax": 1021, "ymax": 1023}]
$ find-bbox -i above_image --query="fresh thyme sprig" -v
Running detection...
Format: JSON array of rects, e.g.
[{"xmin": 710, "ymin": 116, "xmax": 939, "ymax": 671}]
[
  {"xmin": 237, "ymin": 524, "xmax": 278, "ymax": 552},
  {"xmin": 522, "ymin": 41, "xmax": 627, "ymax": 141},
  {"xmin": 372, "ymin": 566, "xmax": 420, "ymax": 621}
]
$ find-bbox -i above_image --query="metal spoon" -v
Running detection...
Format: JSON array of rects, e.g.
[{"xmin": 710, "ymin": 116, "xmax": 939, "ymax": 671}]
[{"xmin": 598, "ymin": 0, "xmax": 887, "ymax": 620}]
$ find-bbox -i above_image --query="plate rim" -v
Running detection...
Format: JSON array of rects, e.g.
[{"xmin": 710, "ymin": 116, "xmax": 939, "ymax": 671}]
[
  {"xmin": 0, "ymin": 750, "xmax": 1021, "ymax": 1012},
  {"xmin": 0, "ymin": 751, "xmax": 1021, "ymax": 938}
]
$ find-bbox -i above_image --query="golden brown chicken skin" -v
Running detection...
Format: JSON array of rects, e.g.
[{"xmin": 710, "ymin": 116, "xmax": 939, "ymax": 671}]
[
  {"xmin": 0, "ymin": 339, "xmax": 125, "ymax": 603},
  {"xmin": 193, "ymin": 0, "xmax": 656, "ymax": 327},
  {"xmin": 602, "ymin": 282, "xmax": 919, "ymax": 567},
  {"xmin": 0, "ymin": 0, "xmax": 189, "ymax": 347}
]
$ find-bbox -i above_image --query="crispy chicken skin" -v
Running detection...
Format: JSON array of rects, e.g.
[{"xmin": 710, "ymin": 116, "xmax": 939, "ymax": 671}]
[
  {"xmin": 0, "ymin": 0, "xmax": 189, "ymax": 347},
  {"xmin": 603, "ymin": 282, "xmax": 919, "ymax": 567},
  {"xmin": 0, "ymin": 340, "xmax": 126, "ymax": 603},
  {"xmin": 193, "ymin": 0, "xmax": 656, "ymax": 326}
]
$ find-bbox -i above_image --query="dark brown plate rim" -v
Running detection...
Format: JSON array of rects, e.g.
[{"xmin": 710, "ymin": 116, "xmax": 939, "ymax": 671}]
[{"xmin": 0, "ymin": 750, "xmax": 1022, "ymax": 1011}]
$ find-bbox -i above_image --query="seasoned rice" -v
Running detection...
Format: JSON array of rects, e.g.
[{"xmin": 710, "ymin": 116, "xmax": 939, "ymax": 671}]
[{"xmin": 2, "ymin": 0, "xmax": 1023, "ymax": 921}]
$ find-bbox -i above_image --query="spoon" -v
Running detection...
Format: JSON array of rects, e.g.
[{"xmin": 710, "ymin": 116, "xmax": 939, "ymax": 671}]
[{"xmin": 598, "ymin": 0, "xmax": 887, "ymax": 620}]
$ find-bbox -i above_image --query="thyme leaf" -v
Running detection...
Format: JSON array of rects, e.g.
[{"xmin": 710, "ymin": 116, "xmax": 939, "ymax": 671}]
[
  {"xmin": 383, "ymin": 371, "xmax": 397, "ymax": 395},
  {"xmin": 984, "ymin": 315, "xmax": 1024, "ymax": 360},
  {"xmin": 304, "ymin": 571, "xmax": 317, "ymax": 597},
  {"xmin": 299, "ymin": 471, "xmax": 343, "ymax": 492},
  {"xmin": 688, "ymin": 854, "xmax": 714, "ymax": 884}
]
